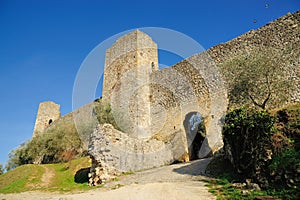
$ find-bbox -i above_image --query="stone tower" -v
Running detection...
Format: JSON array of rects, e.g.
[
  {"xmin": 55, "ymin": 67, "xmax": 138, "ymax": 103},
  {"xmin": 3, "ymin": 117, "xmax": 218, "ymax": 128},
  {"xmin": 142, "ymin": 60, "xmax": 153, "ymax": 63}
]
[
  {"xmin": 33, "ymin": 101, "xmax": 61, "ymax": 137},
  {"xmin": 102, "ymin": 30, "xmax": 158, "ymax": 138}
]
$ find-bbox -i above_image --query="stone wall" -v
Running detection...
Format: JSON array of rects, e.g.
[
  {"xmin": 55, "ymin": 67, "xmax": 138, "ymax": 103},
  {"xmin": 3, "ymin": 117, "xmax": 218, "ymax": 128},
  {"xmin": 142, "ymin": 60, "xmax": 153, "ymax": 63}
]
[
  {"xmin": 206, "ymin": 10, "xmax": 300, "ymax": 107},
  {"xmin": 149, "ymin": 53, "xmax": 227, "ymax": 159},
  {"xmin": 36, "ymin": 10, "xmax": 299, "ymax": 186},
  {"xmin": 32, "ymin": 101, "xmax": 61, "ymax": 137},
  {"xmin": 43, "ymin": 102, "xmax": 98, "ymax": 150}
]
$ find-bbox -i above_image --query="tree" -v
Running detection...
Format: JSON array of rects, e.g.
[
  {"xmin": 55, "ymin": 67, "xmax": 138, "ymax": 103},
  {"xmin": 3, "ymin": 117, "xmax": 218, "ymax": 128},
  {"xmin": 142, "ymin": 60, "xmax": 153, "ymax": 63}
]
[
  {"xmin": 220, "ymin": 45, "xmax": 298, "ymax": 110},
  {"xmin": 0, "ymin": 163, "xmax": 4, "ymax": 175},
  {"xmin": 5, "ymin": 144, "xmax": 27, "ymax": 171},
  {"xmin": 93, "ymin": 99, "xmax": 120, "ymax": 130}
]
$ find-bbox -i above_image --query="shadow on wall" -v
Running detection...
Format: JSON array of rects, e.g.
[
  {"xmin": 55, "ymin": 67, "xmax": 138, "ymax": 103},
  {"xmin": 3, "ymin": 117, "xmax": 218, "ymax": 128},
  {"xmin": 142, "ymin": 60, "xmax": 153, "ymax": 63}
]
[{"xmin": 183, "ymin": 112, "xmax": 206, "ymax": 161}]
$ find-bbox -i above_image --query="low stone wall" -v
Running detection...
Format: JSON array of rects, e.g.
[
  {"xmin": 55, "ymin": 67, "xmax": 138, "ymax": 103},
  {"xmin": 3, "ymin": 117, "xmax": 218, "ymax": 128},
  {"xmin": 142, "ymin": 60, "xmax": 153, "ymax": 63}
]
[{"xmin": 88, "ymin": 124, "xmax": 188, "ymax": 186}]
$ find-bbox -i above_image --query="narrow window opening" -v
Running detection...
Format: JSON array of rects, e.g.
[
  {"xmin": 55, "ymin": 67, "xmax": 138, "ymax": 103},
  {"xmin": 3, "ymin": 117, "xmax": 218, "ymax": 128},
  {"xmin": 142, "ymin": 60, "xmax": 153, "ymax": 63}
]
[
  {"xmin": 48, "ymin": 119, "xmax": 53, "ymax": 125},
  {"xmin": 151, "ymin": 62, "xmax": 155, "ymax": 70}
]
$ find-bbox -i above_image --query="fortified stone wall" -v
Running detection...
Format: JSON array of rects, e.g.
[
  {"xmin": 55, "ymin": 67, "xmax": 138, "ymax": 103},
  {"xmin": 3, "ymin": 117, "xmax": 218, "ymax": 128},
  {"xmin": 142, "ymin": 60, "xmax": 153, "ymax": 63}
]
[
  {"xmin": 206, "ymin": 10, "xmax": 300, "ymax": 107},
  {"xmin": 43, "ymin": 102, "xmax": 98, "ymax": 150},
  {"xmin": 32, "ymin": 101, "xmax": 61, "ymax": 137},
  {"xmin": 208, "ymin": 11, "xmax": 300, "ymax": 65},
  {"xmin": 150, "ymin": 53, "xmax": 227, "ymax": 159},
  {"xmin": 32, "ymin": 10, "xmax": 300, "ymax": 186},
  {"xmin": 149, "ymin": 10, "xmax": 300, "ymax": 159},
  {"xmin": 102, "ymin": 10, "xmax": 300, "ymax": 161}
]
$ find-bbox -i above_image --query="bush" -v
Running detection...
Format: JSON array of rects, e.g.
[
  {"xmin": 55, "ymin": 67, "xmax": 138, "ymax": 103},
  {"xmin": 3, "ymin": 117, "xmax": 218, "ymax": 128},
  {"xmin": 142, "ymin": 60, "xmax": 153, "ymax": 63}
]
[
  {"xmin": 0, "ymin": 163, "xmax": 4, "ymax": 175},
  {"xmin": 269, "ymin": 147, "xmax": 300, "ymax": 193},
  {"xmin": 6, "ymin": 129, "xmax": 84, "ymax": 170},
  {"xmin": 223, "ymin": 107, "xmax": 275, "ymax": 187}
]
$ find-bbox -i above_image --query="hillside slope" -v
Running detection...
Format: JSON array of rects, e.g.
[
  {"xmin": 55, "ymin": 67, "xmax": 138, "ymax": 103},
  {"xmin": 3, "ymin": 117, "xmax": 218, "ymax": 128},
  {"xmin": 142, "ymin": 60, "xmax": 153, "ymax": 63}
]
[{"xmin": 0, "ymin": 157, "xmax": 91, "ymax": 193}]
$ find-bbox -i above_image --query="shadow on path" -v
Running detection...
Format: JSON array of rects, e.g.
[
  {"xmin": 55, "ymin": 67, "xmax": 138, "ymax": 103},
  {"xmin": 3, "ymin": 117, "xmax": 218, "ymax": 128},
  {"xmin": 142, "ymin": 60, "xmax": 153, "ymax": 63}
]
[{"xmin": 172, "ymin": 158, "xmax": 212, "ymax": 176}]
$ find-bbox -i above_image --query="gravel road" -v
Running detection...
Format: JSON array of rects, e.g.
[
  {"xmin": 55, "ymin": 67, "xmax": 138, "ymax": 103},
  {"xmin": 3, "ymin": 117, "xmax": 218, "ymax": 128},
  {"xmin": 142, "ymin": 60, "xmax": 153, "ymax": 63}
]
[{"xmin": 0, "ymin": 158, "xmax": 216, "ymax": 200}]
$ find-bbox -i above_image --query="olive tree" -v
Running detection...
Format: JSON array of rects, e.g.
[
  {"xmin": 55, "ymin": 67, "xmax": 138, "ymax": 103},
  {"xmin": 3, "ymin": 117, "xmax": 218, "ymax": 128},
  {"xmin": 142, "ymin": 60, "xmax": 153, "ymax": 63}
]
[
  {"xmin": 221, "ymin": 45, "xmax": 298, "ymax": 110},
  {"xmin": 0, "ymin": 163, "xmax": 4, "ymax": 175}
]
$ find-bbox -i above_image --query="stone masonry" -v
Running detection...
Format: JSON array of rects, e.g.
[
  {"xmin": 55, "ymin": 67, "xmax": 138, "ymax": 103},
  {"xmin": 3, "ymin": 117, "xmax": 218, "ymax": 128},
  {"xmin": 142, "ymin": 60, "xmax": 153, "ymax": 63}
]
[
  {"xmin": 32, "ymin": 101, "xmax": 60, "ymax": 137},
  {"xmin": 88, "ymin": 10, "xmax": 300, "ymax": 185},
  {"xmin": 103, "ymin": 30, "xmax": 158, "ymax": 138}
]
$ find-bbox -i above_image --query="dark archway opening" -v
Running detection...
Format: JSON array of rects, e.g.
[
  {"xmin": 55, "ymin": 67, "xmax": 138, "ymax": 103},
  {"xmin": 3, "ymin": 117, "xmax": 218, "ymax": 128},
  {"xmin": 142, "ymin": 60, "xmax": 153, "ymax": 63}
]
[
  {"xmin": 74, "ymin": 167, "xmax": 90, "ymax": 183},
  {"xmin": 190, "ymin": 121, "xmax": 206, "ymax": 160},
  {"xmin": 183, "ymin": 112, "xmax": 206, "ymax": 161},
  {"xmin": 48, "ymin": 119, "xmax": 53, "ymax": 125}
]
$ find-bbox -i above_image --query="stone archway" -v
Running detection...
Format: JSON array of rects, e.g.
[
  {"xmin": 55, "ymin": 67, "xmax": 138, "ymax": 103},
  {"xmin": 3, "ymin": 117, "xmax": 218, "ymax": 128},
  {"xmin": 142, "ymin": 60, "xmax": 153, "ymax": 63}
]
[{"xmin": 183, "ymin": 112, "xmax": 206, "ymax": 160}]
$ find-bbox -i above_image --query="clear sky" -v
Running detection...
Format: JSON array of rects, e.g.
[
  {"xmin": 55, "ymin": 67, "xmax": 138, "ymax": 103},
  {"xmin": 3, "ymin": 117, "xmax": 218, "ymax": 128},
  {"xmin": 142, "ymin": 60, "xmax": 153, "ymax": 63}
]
[{"xmin": 0, "ymin": 0, "xmax": 299, "ymax": 167}]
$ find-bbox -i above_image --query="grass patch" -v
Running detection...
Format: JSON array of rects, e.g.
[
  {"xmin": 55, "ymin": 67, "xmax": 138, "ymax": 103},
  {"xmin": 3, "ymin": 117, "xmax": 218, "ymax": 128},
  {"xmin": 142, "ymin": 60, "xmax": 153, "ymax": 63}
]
[
  {"xmin": 206, "ymin": 176, "xmax": 268, "ymax": 200},
  {"xmin": 0, "ymin": 157, "xmax": 103, "ymax": 194},
  {"xmin": 46, "ymin": 157, "xmax": 92, "ymax": 192},
  {"xmin": 0, "ymin": 164, "xmax": 44, "ymax": 193},
  {"xmin": 206, "ymin": 155, "xmax": 298, "ymax": 200},
  {"xmin": 120, "ymin": 171, "xmax": 134, "ymax": 176}
]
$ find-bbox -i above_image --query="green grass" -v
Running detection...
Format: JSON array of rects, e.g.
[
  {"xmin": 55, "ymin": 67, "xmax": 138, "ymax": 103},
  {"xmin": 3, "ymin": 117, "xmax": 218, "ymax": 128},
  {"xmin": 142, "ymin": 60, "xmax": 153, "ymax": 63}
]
[
  {"xmin": 0, "ymin": 164, "xmax": 44, "ymax": 193},
  {"xmin": 46, "ymin": 157, "xmax": 93, "ymax": 192},
  {"xmin": 206, "ymin": 175, "xmax": 298, "ymax": 200},
  {"xmin": 0, "ymin": 157, "xmax": 102, "ymax": 194},
  {"xmin": 206, "ymin": 175, "xmax": 268, "ymax": 200}
]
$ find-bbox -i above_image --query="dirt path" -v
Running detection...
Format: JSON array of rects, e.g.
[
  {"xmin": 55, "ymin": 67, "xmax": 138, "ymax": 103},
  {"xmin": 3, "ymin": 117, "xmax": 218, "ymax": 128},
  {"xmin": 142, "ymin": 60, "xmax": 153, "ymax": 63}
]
[
  {"xmin": 40, "ymin": 165, "xmax": 55, "ymax": 187},
  {"xmin": 0, "ymin": 158, "xmax": 216, "ymax": 200},
  {"xmin": 26, "ymin": 165, "xmax": 55, "ymax": 189}
]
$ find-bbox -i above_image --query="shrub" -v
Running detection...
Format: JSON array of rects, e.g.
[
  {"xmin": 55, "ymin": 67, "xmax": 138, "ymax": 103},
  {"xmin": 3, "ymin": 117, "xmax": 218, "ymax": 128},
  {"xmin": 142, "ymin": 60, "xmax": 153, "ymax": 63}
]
[
  {"xmin": 269, "ymin": 148, "xmax": 300, "ymax": 195},
  {"xmin": 6, "ymin": 129, "xmax": 83, "ymax": 170},
  {"xmin": 0, "ymin": 163, "xmax": 4, "ymax": 175},
  {"xmin": 223, "ymin": 107, "xmax": 275, "ymax": 187},
  {"xmin": 93, "ymin": 99, "xmax": 120, "ymax": 130}
]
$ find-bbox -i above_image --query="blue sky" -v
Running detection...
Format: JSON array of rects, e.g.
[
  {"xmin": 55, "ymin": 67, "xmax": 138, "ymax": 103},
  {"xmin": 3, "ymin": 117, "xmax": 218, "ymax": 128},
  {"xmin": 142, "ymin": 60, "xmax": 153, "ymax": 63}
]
[{"xmin": 0, "ymin": 0, "xmax": 299, "ymax": 167}]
